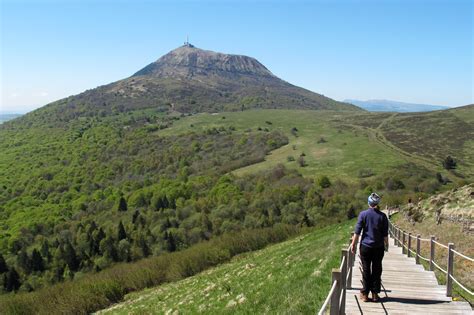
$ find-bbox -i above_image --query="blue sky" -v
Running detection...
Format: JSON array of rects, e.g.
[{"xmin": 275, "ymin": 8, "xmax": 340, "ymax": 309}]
[{"xmin": 1, "ymin": 0, "xmax": 472, "ymax": 113}]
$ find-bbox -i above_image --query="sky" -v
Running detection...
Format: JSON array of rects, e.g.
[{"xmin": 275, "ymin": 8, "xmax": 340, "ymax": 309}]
[{"xmin": 1, "ymin": 0, "xmax": 473, "ymax": 114}]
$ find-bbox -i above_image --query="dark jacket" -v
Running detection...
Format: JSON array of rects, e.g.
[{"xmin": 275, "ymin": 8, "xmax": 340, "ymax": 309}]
[{"xmin": 355, "ymin": 207, "xmax": 388, "ymax": 248}]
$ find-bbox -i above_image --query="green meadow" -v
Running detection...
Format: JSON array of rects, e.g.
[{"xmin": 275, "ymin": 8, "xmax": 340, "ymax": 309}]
[
  {"xmin": 160, "ymin": 110, "xmax": 408, "ymax": 180},
  {"xmin": 99, "ymin": 220, "xmax": 354, "ymax": 315}
]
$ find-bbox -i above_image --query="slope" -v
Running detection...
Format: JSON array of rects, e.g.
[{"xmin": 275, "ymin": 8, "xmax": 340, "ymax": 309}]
[
  {"xmin": 98, "ymin": 220, "xmax": 354, "ymax": 314},
  {"xmin": 1, "ymin": 105, "xmax": 472, "ymax": 296},
  {"xmin": 155, "ymin": 108, "xmax": 474, "ymax": 184},
  {"xmin": 391, "ymin": 185, "xmax": 474, "ymax": 304},
  {"xmin": 333, "ymin": 105, "xmax": 474, "ymax": 178},
  {"xmin": 7, "ymin": 45, "xmax": 360, "ymax": 128}
]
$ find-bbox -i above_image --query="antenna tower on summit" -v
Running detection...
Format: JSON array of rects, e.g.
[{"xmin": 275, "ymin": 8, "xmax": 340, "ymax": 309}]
[{"xmin": 184, "ymin": 35, "xmax": 194, "ymax": 47}]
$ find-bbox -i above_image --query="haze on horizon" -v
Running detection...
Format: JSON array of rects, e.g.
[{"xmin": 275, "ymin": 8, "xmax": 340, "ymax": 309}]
[{"xmin": 1, "ymin": 0, "xmax": 472, "ymax": 114}]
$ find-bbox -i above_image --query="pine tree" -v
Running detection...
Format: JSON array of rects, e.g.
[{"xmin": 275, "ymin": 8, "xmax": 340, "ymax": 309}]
[
  {"xmin": 118, "ymin": 196, "xmax": 128, "ymax": 212},
  {"xmin": 160, "ymin": 217, "xmax": 172, "ymax": 232},
  {"xmin": 40, "ymin": 240, "xmax": 51, "ymax": 262},
  {"xmin": 63, "ymin": 264, "xmax": 74, "ymax": 280},
  {"xmin": 4, "ymin": 267, "xmax": 21, "ymax": 292},
  {"xmin": 88, "ymin": 220, "xmax": 98, "ymax": 235},
  {"xmin": 51, "ymin": 264, "xmax": 64, "ymax": 283},
  {"xmin": 0, "ymin": 254, "xmax": 8, "ymax": 273},
  {"xmin": 17, "ymin": 249, "xmax": 31, "ymax": 274},
  {"xmin": 166, "ymin": 232, "xmax": 176, "ymax": 252},
  {"xmin": 302, "ymin": 212, "xmax": 312, "ymax": 227},
  {"xmin": 100, "ymin": 236, "xmax": 119, "ymax": 262},
  {"xmin": 31, "ymin": 248, "xmax": 44, "ymax": 272},
  {"xmin": 64, "ymin": 242, "xmax": 79, "ymax": 271},
  {"xmin": 132, "ymin": 210, "xmax": 140, "ymax": 224},
  {"xmin": 347, "ymin": 205, "xmax": 357, "ymax": 220},
  {"xmin": 94, "ymin": 228, "xmax": 106, "ymax": 254},
  {"xmin": 135, "ymin": 233, "xmax": 151, "ymax": 258},
  {"xmin": 201, "ymin": 214, "xmax": 212, "ymax": 233},
  {"xmin": 117, "ymin": 221, "xmax": 127, "ymax": 241},
  {"xmin": 162, "ymin": 196, "xmax": 169, "ymax": 209}
]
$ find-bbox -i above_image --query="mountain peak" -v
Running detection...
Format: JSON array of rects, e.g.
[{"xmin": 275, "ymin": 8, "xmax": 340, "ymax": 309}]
[{"xmin": 132, "ymin": 45, "xmax": 275, "ymax": 78}]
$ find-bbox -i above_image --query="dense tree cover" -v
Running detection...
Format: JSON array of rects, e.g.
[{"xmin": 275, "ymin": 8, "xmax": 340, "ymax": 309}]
[
  {"xmin": 0, "ymin": 225, "xmax": 301, "ymax": 314},
  {"xmin": 0, "ymin": 108, "xmax": 461, "ymax": 294},
  {"xmin": 0, "ymin": 110, "xmax": 293, "ymax": 292}
]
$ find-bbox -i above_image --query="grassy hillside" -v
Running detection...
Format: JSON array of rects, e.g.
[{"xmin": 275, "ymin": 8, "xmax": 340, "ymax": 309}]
[
  {"xmin": 391, "ymin": 184, "xmax": 474, "ymax": 303},
  {"xmin": 333, "ymin": 106, "xmax": 474, "ymax": 178},
  {"xmin": 158, "ymin": 109, "xmax": 474, "ymax": 183},
  {"xmin": 0, "ymin": 107, "xmax": 472, "ymax": 296},
  {"xmin": 99, "ymin": 220, "xmax": 354, "ymax": 314},
  {"xmin": 158, "ymin": 110, "xmax": 406, "ymax": 180}
]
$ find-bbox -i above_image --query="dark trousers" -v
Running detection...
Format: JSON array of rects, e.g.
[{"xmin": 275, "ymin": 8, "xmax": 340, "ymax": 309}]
[{"xmin": 360, "ymin": 244, "xmax": 384, "ymax": 294}]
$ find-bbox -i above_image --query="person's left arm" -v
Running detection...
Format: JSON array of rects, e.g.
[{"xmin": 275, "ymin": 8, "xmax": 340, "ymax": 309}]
[{"xmin": 383, "ymin": 215, "xmax": 389, "ymax": 250}]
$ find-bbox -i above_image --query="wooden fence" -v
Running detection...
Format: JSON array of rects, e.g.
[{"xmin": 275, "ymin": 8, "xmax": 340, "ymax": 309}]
[
  {"xmin": 318, "ymin": 213, "xmax": 473, "ymax": 314},
  {"xmin": 388, "ymin": 219, "xmax": 473, "ymax": 297},
  {"xmin": 318, "ymin": 233, "xmax": 355, "ymax": 315}
]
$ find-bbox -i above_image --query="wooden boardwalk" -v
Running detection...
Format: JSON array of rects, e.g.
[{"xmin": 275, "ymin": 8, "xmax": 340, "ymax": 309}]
[{"xmin": 345, "ymin": 237, "xmax": 473, "ymax": 314}]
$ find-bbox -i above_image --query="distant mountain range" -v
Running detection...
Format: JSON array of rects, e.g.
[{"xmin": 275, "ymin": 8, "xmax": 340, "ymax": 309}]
[
  {"xmin": 0, "ymin": 113, "xmax": 22, "ymax": 124},
  {"xmin": 344, "ymin": 99, "xmax": 450, "ymax": 112}
]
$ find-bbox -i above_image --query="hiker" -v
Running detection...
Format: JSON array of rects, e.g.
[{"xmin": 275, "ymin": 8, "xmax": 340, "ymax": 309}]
[{"xmin": 350, "ymin": 193, "xmax": 389, "ymax": 302}]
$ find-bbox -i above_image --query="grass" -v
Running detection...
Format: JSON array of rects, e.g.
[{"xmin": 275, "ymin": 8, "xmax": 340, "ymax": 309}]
[
  {"xmin": 158, "ymin": 110, "xmax": 409, "ymax": 181},
  {"xmin": 155, "ymin": 108, "xmax": 474, "ymax": 184},
  {"xmin": 98, "ymin": 220, "xmax": 355, "ymax": 314},
  {"xmin": 391, "ymin": 208, "xmax": 474, "ymax": 305},
  {"xmin": 0, "ymin": 225, "xmax": 302, "ymax": 315}
]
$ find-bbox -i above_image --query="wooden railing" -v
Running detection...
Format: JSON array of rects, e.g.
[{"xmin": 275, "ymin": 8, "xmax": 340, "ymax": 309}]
[
  {"xmin": 318, "ymin": 233, "xmax": 356, "ymax": 315},
  {"xmin": 388, "ymin": 219, "xmax": 474, "ymax": 298}
]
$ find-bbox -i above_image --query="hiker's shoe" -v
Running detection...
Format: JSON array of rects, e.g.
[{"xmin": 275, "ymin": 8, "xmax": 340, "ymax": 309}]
[
  {"xmin": 372, "ymin": 293, "xmax": 380, "ymax": 302},
  {"xmin": 359, "ymin": 293, "xmax": 370, "ymax": 302}
]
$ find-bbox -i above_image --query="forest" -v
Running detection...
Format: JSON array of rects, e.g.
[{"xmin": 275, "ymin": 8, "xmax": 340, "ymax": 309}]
[{"xmin": 0, "ymin": 107, "xmax": 464, "ymax": 294}]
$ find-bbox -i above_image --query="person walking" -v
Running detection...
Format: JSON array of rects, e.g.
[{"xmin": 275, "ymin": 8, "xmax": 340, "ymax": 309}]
[{"xmin": 350, "ymin": 193, "xmax": 388, "ymax": 302}]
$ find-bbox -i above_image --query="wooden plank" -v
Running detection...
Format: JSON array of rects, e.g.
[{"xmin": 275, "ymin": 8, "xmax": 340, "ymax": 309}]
[
  {"xmin": 346, "ymin": 310, "xmax": 473, "ymax": 315},
  {"xmin": 345, "ymin": 235, "xmax": 473, "ymax": 315},
  {"xmin": 347, "ymin": 288, "xmax": 448, "ymax": 296},
  {"xmin": 345, "ymin": 300, "xmax": 473, "ymax": 311}
]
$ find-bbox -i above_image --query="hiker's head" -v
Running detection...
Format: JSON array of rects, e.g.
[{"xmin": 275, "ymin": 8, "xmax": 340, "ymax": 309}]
[{"xmin": 368, "ymin": 193, "xmax": 381, "ymax": 207}]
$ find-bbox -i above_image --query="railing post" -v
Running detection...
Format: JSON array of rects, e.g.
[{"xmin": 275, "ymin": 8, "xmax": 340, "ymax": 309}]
[
  {"xmin": 330, "ymin": 269, "xmax": 341, "ymax": 315},
  {"xmin": 408, "ymin": 232, "xmax": 412, "ymax": 257},
  {"xmin": 347, "ymin": 249, "xmax": 353, "ymax": 289},
  {"xmin": 446, "ymin": 243, "xmax": 454, "ymax": 297},
  {"xmin": 402, "ymin": 231, "xmax": 406, "ymax": 254},
  {"xmin": 340, "ymin": 249, "xmax": 348, "ymax": 315},
  {"xmin": 397, "ymin": 228, "xmax": 401, "ymax": 247},
  {"xmin": 430, "ymin": 235, "xmax": 435, "ymax": 271},
  {"xmin": 416, "ymin": 234, "xmax": 421, "ymax": 264},
  {"xmin": 395, "ymin": 227, "xmax": 398, "ymax": 246}
]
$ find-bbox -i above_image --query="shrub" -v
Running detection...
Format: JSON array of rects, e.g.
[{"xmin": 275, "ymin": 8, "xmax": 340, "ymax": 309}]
[
  {"xmin": 0, "ymin": 225, "xmax": 300, "ymax": 315},
  {"xmin": 385, "ymin": 178, "xmax": 405, "ymax": 191},
  {"xmin": 318, "ymin": 176, "xmax": 331, "ymax": 188},
  {"xmin": 442, "ymin": 156, "xmax": 456, "ymax": 170},
  {"xmin": 290, "ymin": 127, "xmax": 298, "ymax": 137},
  {"xmin": 287, "ymin": 156, "xmax": 295, "ymax": 162},
  {"xmin": 297, "ymin": 156, "xmax": 306, "ymax": 167},
  {"xmin": 358, "ymin": 168, "xmax": 374, "ymax": 178}
]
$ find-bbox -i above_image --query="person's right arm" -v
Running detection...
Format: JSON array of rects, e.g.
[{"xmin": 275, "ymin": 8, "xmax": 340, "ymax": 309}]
[{"xmin": 351, "ymin": 234, "xmax": 360, "ymax": 254}]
